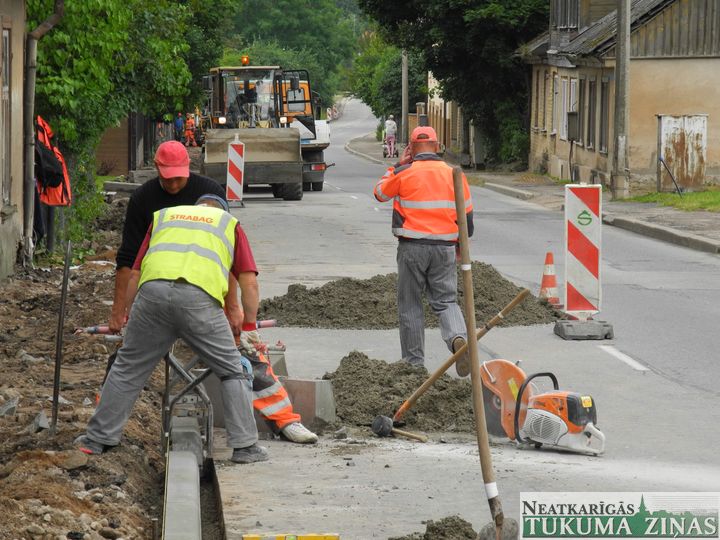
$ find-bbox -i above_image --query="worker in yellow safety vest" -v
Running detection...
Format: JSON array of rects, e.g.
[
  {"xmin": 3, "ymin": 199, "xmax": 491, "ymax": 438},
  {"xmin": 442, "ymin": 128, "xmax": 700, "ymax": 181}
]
[{"xmin": 76, "ymin": 196, "xmax": 269, "ymax": 463}]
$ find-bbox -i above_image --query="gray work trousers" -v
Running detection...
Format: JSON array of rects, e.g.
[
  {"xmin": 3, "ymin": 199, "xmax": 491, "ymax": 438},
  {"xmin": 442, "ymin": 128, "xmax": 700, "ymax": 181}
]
[
  {"xmin": 397, "ymin": 241, "xmax": 467, "ymax": 366},
  {"xmin": 87, "ymin": 280, "xmax": 258, "ymax": 449}
]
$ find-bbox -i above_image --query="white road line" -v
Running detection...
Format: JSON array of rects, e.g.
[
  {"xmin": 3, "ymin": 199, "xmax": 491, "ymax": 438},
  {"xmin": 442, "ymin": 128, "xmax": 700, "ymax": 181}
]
[
  {"xmin": 374, "ymin": 207, "xmax": 379, "ymax": 212},
  {"xmin": 350, "ymin": 195, "xmax": 358, "ymax": 200},
  {"xmin": 598, "ymin": 344, "xmax": 648, "ymax": 372}
]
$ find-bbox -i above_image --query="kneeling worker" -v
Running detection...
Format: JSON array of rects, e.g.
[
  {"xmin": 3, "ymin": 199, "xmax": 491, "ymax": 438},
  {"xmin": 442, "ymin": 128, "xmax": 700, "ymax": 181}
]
[{"xmin": 77, "ymin": 194, "xmax": 269, "ymax": 464}]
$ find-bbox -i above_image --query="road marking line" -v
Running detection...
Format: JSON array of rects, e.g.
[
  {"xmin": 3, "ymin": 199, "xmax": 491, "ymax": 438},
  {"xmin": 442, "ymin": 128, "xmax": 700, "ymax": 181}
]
[
  {"xmin": 350, "ymin": 195, "xmax": 358, "ymax": 200},
  {"xmin": 374, "ymin": 207, "xmax": 379, "ymax": 212},
  {"xmin": 598, "ymin": 344, "xmax": 648, "ymax": 371}
]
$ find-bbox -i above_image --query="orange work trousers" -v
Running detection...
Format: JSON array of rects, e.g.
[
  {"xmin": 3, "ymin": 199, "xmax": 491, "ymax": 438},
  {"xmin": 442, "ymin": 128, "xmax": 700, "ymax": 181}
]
[{"xmin": 249, "ymin": 351, "xmax": 301, "ymax": 429}]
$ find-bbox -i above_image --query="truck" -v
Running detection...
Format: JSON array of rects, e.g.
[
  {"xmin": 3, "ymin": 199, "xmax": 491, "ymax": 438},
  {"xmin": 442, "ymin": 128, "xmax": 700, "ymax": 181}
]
[{"xmin": 199, "ymin": 61, "xmax": 331, "ymax": 201}]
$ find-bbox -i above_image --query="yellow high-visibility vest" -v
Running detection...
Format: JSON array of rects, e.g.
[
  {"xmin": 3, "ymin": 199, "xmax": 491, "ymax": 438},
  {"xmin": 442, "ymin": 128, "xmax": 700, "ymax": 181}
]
[{"xmin": 139, "ymin": 205, "xmax": 237, "ymax": 306}]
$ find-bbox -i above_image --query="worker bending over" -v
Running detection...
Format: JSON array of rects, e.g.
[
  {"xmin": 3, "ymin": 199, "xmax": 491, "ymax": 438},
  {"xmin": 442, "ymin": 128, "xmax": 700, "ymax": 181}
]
[
  {"xmin": 77, "ymin": 195, "xmax": 268, "ymax": 463},
  {"xmin": 373, "ymin": 126, "xmax": 474, "ymax": 377},
  {"xmin": 107, "ymin": 141, "xmax": 317, "ymax": 444}
]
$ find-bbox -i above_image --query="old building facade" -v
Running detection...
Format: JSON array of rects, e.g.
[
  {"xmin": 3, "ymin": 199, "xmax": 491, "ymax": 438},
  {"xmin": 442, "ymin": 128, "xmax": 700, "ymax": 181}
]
[
  {"xmin": 524, "ymin": 0, "xmax": 720, "ymax": 191},
  {"xmin": 0, "ymin": 0, "xmax": 25, "ymax": 279}
]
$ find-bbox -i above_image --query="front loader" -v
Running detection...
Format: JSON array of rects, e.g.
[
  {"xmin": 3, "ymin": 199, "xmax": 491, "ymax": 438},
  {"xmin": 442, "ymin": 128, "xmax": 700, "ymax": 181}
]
[{"xmin": 200, "ymin": 61, "xmax": 331, "ymax": 201}]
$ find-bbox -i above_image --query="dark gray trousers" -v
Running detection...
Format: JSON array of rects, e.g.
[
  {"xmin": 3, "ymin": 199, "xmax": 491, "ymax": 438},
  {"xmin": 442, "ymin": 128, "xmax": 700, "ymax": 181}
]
[
  {"xmin": 397, "ymin": 241, "xmax": 467, "ymax": 366},
  {"xmin": 87, "ymin": 280, "xmax": 258, "ymax": 449}
]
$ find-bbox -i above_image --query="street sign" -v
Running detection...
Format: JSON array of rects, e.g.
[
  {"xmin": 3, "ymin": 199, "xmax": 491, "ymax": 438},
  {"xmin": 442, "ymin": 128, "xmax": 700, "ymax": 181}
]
[
  {"xmin": 226, "ymin": 140, "xmax": 244, "ymax": 208},
  {"xmin": 564, "ymin": 184, "xmax": 602, "ymax": 320}
]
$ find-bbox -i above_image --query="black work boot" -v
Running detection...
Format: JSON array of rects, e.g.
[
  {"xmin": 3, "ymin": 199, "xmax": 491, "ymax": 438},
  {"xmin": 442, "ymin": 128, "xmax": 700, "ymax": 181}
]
[
  {"xmin": 453, "ymin": 336, "xmax": 470, "ymax": 378},
  {"xmin": 230, "ymin": 443, "xmax": 269, "ymax": 464}
]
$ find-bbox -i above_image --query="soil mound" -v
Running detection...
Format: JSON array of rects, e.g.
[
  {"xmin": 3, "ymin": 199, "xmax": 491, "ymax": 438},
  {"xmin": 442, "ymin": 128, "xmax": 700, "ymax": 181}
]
[
  {"xmin": 259, "ymin": 262, "xmax": 560, "ymax": 329},
  {"xmin": 389, "ymin": 515, "xmax": 478, "ymax": 539},
  {"xmin": 0, "ymin": 193, "xmax": 167, "ymax": 539},
  {"xmin": 324, "ymin": 352, "xmax": 475, "ymax": 432}
]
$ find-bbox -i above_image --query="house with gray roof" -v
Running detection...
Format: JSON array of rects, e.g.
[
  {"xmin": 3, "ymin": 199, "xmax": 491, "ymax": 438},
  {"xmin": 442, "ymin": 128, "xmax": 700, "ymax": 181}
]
[{"xmin": 522, "ymin": 0, "xmax": 720, "ymax": 192}]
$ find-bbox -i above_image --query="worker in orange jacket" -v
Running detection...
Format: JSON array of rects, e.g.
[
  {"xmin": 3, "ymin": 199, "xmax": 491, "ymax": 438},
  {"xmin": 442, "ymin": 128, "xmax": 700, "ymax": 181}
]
[
  {"xmin": 373, "ymin": 126, "xmax": 474, "ymax": 377},
  {"xmin": 184, "ymin": 113, "xmax": 197, "ymax": 147}
]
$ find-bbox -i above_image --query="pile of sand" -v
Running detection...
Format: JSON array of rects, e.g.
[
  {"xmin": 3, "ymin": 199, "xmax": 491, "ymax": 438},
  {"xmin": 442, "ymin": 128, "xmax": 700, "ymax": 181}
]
[
  {"xmin": 324, "ymin": 352, "xmax": 476, "ymax": 432},
  {"xmin": 259, "ymin": 262, "xmax": 560, "ymax": 329}
]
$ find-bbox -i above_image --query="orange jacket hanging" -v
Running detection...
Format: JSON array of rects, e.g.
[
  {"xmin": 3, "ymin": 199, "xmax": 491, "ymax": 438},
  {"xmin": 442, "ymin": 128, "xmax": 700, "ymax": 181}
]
[{"xmin": 35, "ymin": 115, "xmax": 72, "ymax": 207}]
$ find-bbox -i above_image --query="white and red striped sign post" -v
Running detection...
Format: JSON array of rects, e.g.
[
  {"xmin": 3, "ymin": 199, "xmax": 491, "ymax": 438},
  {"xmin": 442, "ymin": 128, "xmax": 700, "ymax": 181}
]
[
  {"xmin": 226, "ymin": 138, "xmax": 245, "ymax": 208},
  {"xmin": 564, "ymin": 184, "xmax": 602, "ymax": 320}
]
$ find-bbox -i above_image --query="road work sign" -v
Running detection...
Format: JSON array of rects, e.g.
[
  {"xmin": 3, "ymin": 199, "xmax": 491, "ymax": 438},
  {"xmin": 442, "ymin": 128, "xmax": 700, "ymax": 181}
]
[
  {"xmin": 564, "ymin": 184, "xmax": 602, "ymax": 319},
  {"xmin": 226, "ymin": 140, "xmax": 245, "ymax": 208}
]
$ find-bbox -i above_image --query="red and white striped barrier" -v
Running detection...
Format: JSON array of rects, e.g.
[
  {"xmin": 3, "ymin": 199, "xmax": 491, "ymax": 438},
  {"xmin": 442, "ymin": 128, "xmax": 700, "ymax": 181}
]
[
  {"xmin": 226, "ymin": 139, "xmax": 245, "ymax": 207},
  {"xmin": 564, "ymin": 184, "xmax": 602, "ymax": 320}
]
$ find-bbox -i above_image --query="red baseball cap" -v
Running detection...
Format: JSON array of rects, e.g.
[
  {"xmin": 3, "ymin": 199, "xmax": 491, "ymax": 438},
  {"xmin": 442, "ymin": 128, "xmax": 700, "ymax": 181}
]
[
  {"xmin": 155, "ymin": 141, "xmax": 190, "ymax": 178},
  {"xmin": 410, "ymin": 126, "xmax": 438, "ymax": 143}
]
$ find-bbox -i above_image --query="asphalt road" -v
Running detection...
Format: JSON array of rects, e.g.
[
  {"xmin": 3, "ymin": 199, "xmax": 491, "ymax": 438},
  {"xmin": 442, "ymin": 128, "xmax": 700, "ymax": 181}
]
[{"xmin": 218, "ymin": 98, "xmax": 720, "ymax": 539}]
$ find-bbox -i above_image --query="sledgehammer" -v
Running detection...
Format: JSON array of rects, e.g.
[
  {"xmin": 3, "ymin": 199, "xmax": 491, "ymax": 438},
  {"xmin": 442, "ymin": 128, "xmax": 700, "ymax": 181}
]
[{"xmin": 371, "ymin": 414, "xmax": 428, "ymax": 443}]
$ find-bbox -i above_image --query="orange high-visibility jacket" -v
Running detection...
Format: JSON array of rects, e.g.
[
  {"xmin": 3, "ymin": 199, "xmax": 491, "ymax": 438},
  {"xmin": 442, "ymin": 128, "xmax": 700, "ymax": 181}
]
[
  {"xmin": 36, "ymin": 115, "xmax": 72, "ymax": 207},
  {"xmin": 374, "ymin": 154, "xmax": 473, "ymax": 243}
]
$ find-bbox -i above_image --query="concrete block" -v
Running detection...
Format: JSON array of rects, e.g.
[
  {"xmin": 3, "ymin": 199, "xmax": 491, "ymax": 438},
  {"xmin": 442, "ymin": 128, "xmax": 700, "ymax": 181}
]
[
  {"xmin": 267, "ymin": 347, "xmax": 288, "ymax": 377},
  {"xmin": 170, "ymin": 417, "xmax": 203, "ymax": 466},
  {"xmin": 103, "ymin": 181, "xmax": 140, "ymax": 193},
  {"xmin": 281, "ymin": 378, "xmax": 337, "ymax": 432},
  {"xmin": 128, "ymin": 168, "xmax": 158, "ymax": 184},
  {"xmin": 554, "ymin": 320, "xmax": 614, "ymax": 340},
  {"xmin": 164, "ymin": 451, "xmax": 202, "ymax": 540}
]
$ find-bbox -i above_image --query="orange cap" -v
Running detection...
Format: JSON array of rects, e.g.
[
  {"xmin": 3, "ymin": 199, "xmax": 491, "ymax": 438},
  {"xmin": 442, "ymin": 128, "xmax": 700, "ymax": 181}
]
[{"xmin": 410, "ymin": 126, "xmax": 438, "ymax": 143}]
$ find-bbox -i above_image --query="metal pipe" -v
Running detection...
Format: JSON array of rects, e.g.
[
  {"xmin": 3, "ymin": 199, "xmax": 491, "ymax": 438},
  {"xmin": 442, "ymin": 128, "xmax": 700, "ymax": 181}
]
[
  {"xmin": 22, "ymin": 0, "xmax": 64, "ymax": 265},
  {"xmin": 50, "ymin": 239, "xmax": 71, "ymax": 434}
]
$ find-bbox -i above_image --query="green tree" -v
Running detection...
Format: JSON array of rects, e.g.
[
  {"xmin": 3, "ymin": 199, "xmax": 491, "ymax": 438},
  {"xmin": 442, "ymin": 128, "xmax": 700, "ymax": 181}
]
[
  {"xmin": 27, "ymin": 0, "xmax": 191, "ymax": 242},
  {"xmin": 358, "ymin": 0, "xmax": 548, "ymax": 163},
  {"xmin": 349, "ymin": 31, "xmax": 426, "ymax": 121},
  {"xmin": 182, "ymin": 0, "xmax": 237, "ymax": 108},
  {"xmin": 228, "ymin": 0, "xmax": 358, "ymax": 106}
]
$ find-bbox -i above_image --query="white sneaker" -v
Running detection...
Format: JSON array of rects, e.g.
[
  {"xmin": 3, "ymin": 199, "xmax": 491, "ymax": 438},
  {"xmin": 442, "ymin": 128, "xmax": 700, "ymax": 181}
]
[{"xmin": 281, "ymin": 422, "xmax": 318, "ymax": 444}]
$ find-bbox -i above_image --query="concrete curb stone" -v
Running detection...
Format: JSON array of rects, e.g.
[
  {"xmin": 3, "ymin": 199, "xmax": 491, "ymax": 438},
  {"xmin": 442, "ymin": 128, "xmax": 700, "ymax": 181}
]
[
  {"xmin": 483, "ymin": 182, "xmax": 534, "ymax": 200},
  {"xmin": 602, "ymin": 213, "xmax": 720, "ymax": 254}
]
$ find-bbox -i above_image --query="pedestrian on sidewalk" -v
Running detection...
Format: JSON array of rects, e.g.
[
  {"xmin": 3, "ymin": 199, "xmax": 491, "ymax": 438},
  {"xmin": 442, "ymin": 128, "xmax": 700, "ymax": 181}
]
[
  {"xmin": 384, "ymin": 115, "xmax": 398, "ymax": 158},
  {"xmin": 373, "ymin": 126, "xmax": 474, "ymax": 377},
  {"xmin": 106, "ymin": 141, "xmax": 318, "ymax": 444},
  {"xmin": 77, "ymin": 195, "xmax": 269, "ymax": 463}
]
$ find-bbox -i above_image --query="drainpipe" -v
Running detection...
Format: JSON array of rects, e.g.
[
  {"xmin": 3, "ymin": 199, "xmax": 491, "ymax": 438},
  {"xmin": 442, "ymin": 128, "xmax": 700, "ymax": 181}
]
[{"xmin": 22, "ymin": 0, "xmax": 64, "ymax": 266}]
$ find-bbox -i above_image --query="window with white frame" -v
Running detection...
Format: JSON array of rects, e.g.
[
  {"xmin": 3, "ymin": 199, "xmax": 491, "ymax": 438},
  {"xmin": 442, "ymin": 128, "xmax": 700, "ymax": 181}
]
[
  {"xmin": 560, "ymin": 78, "xmax": 568, "ymax": 140},
  {"xmin": 552, "ymin": 0, "xmax": 579, "ymax": 30},
  {"xmin": 551, "ymin": 74, "xmax": 559, "ymax": 134},
  {"xmin": 542, "ymin": 71, "xmax": 547, "ymax": 130},
  {"xmin": 1, "ymin": 28, "xmax": 10, "ymax": 206},
  {"xmin": 577, "ymin": 78, "xmax": 585, "ymax": 145},
  {"xmin": 599, "ymin": 79, "xmax": 610, "ymax": 153},
  {"xmin": 533, "ymin": 69, "xmax": 539, "ymax": 128},
  {"xmin": 587, "ymin": 78, "xmax": 597, "ymax": 149}
]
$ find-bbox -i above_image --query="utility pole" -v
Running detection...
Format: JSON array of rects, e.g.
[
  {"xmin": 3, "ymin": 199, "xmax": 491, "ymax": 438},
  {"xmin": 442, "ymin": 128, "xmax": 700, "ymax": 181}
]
[
  {"xmin": 612, "ymin": 0, "xmax": 630, "ymax": 199},
  {"xmin": 401, "ymin": 50, "xmax": 408, "ymax": 145}
]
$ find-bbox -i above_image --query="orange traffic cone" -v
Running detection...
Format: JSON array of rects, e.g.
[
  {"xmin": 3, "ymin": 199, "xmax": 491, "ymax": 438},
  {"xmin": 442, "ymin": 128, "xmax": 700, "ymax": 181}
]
[{"xmin": 539, "ymin": 252, "xmax": 562, "ymax": 308}]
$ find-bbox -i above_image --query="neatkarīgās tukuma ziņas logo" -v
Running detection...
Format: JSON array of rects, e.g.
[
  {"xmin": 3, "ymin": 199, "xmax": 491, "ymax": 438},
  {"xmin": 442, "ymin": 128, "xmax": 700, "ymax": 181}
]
[{"xmin": 520, "ymin": 493, "xmax": 720, "ymax": 539}]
